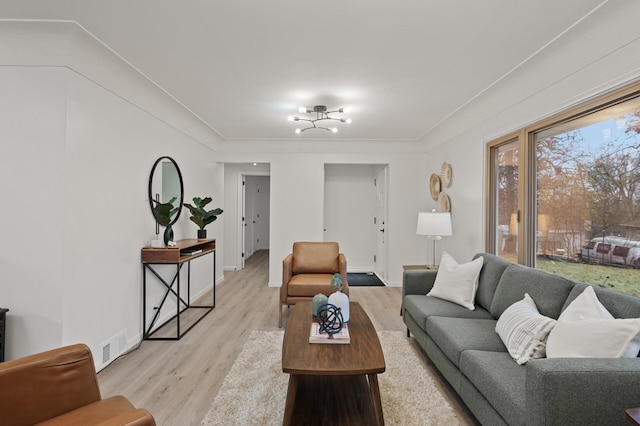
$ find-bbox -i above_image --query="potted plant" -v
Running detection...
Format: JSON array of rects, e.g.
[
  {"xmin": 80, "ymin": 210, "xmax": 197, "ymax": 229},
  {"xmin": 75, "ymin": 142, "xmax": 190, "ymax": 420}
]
[
  {"xmin": 183, "ymin": 196, "xmax": 223, "ymax": 239},
  {"xmin": 328, "ymin": 273, "xmax": 349, "ymax": 322}
]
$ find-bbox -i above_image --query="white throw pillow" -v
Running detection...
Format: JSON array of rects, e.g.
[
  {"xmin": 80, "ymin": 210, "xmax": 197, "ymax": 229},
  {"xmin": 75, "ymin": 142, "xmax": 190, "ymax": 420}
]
[
  {"xmin": 546, "ymin": 286, "xmax": 640, "ymax": 358},
  {"xmin": 427, "ymin": 252, "xmax": 483, "ymax": 310},
  {"xmin": 495, "ymin": 294, "xmax": 556, "ymax": 365}
]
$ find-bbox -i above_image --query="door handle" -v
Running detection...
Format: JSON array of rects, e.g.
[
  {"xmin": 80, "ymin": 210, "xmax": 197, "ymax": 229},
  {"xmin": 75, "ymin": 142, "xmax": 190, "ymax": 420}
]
[{"xmin": 379, "ymin": 228, "xmax": 385, "ymax": 232}]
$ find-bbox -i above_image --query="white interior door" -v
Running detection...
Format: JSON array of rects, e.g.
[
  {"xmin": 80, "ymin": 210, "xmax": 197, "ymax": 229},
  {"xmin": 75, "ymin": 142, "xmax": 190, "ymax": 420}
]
[
  {"xmin": 374, "ymin": 166, "xmax": 388, "ymax": 280},
  {"xmin": 243, "ymin": 180, "xmax": 258, "ymax": 259},
  {"xmin": 323, "ymin": 164, "xmax": 377, "ymax": 272},
  {"xmin": 241, "ymin": 177, "xmax": 246, "ymax": 269}
]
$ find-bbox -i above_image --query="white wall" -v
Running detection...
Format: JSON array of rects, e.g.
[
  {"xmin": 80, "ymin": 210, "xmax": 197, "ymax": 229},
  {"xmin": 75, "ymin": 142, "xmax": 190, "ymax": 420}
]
[
  {"xmin": 0, "ymin": 67, "xmax": 68, "ymax": 356},
  {"xmin": 0, "ymin": 22, "xmax": 224, "ymax": 365},
  {"xmin": 421, "ymin": 0, "xmax": 640, "ymax": 263},
  {"xmin": 219, "ymin": 148, "xmax": 430, "ymax": 287}
]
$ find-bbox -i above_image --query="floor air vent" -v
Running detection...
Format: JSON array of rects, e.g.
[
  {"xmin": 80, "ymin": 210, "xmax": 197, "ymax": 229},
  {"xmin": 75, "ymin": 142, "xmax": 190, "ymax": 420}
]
[{"xmin": 100, "ymin": 330, "xmax": 127, "ymax": 365}]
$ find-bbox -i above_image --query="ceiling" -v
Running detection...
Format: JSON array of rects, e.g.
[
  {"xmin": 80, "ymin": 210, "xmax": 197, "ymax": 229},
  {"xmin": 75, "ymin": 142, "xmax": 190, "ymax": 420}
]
[{"xmin": 0, "ymin": 0, "xmax": 607, "ymax": 141}]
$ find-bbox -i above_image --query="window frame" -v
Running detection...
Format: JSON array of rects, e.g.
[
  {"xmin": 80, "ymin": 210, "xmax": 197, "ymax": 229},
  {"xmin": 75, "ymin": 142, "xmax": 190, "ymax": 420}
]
[{"xmin": 486, "ymin": 80, "xmax": 640, "ymax": 267}]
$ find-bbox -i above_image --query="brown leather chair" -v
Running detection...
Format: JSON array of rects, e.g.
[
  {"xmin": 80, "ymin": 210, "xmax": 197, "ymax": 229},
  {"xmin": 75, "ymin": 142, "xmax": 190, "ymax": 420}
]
[
  {"xmin": 0, "ymin": 343, "xmax": 155, "ymax": 426},
  {"xmin": 279, "ymin": 241, "xmax": 348, "ymax": 327}
]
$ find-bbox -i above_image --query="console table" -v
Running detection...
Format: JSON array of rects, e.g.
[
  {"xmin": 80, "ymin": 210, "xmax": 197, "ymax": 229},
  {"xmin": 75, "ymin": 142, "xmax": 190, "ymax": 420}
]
[{"xmin": 141, "ymin": 239, "xmax": 216, "ymax": 340}]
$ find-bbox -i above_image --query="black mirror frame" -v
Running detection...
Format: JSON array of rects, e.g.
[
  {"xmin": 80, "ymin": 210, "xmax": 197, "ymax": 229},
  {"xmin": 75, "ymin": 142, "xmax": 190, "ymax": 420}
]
[{"xmin": 148, "ymin": 156, "xmax": 184, "ymax": 236}]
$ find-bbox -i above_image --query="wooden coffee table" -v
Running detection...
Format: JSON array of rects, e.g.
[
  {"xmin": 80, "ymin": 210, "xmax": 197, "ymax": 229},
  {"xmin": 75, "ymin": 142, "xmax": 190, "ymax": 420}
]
[{"xmin": 282, "ymin": 301, "xmax": 385, "ymax": 426}]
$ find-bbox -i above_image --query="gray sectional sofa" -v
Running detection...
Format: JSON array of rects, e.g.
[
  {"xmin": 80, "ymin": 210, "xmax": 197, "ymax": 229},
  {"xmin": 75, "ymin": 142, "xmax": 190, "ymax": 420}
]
[{"xmin": 402, "ymin": 252, "xmax": 640, "ymax": 426}]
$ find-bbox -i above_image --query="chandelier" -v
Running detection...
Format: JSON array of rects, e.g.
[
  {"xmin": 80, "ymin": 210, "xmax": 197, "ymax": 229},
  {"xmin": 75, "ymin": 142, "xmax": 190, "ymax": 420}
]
[{"xmin": 288, "ymin": 105, "xmax": 352, "ymax": 134}]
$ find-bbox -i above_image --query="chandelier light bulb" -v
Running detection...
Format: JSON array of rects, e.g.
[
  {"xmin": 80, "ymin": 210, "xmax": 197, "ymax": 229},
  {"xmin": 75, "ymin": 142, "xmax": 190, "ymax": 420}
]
[
  {"xmin": 287, "ymin": 116, "xmax": 295, "ymax": 121},
  {"xmin": 295, "ymin": 128, "xmax": 302, "ymax": 134},
  {"xmin": 331, "ymin": 127, "xmax": 338, "ymax": 133},
  {"xmin": 345, "ymin": 118, "xmax": 352, "ymax": 124},
  {"xmin": 298, "ymin": 106, "xmax": 308, "ymax": 113}
]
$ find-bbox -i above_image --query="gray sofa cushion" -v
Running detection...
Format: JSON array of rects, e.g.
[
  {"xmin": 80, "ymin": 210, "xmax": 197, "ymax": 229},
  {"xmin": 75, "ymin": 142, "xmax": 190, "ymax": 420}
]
[
  {"xmin": 490, "ymin": 264, "xmax": 575, "ymax": 319},
  {"xmin": 563, "ymin": 283, "xmax": 640, "ymax": 319},
  {"xmin": 460, "ymin": 350, "xmax": 526, "ymax": 426},
  {"xmin": 404, "ymin": 295, "xmax": 494, "ymax": 330},
  {"xmin": 473, "ymin": 252, "xmax": 511, "ymax": 312},
  {"xmin": 425, "ymin": 317, "xmax": 506, "ymax": 367}
]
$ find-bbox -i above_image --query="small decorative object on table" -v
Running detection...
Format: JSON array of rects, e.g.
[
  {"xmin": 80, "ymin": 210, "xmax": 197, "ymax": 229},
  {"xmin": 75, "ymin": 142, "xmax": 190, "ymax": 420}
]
[
  {"xmin": 328, "ymin": 273, "xmax": 349, "ymax": 322},
  {"xmin": 312, "ymin": 293, "xmax": 328, "ymax": 316},
  {"xmin": 183, "ymin": 196, "xmax": 223, "ymax": 239},
  {"xmin": 309, "ymin": 304, "xmax": 350, "ymax": 344}
]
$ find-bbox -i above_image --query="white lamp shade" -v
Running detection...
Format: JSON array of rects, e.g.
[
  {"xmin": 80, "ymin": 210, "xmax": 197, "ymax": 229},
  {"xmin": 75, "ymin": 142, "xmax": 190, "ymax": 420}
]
[{"xmin": 416, "ymin": 211, "xmax": 452, "ymax": 237}]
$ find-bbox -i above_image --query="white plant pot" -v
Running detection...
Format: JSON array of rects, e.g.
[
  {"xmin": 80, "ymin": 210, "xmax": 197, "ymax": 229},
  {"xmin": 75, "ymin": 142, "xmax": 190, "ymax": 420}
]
[{"xmin": 328, "ymin": 290, "xmax": 349, "ymax": 323}]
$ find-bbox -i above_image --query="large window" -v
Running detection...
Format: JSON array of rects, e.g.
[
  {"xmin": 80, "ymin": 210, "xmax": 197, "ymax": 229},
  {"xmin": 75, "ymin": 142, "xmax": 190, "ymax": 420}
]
[{"xmin": 488, "ymin": 82, "xmax": 640, "ymax": 297}]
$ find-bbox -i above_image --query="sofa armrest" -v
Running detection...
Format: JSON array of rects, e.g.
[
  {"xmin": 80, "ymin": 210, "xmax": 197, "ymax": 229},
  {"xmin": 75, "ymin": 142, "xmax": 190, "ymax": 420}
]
[
  {"xmin": 402, "ymin": 269, "xmax": 437, "ymax": 297},
  {"xmin": 526, "ymin": 357, "xmax": 640, "ymax": 426},
  {"xmin": 281, "ymin": 253, "xmax": 293, "ymax": 303},
  {"xmin": 96, "ymin": 409, "xmax": 156, "ymax": 426},
  {"xmin": 0, "ymin": 344, "xmax": 102, "ymax": 426}
]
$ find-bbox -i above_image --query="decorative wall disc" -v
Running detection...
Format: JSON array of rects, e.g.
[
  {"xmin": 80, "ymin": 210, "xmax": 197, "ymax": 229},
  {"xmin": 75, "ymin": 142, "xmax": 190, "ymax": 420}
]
[
  {"xmin": 441, "ymin": 162, "xmax": 452, "ymax": 188},
  {"xmin": 429, "ymin": 173, "xmax": 441, "ymax": 201},
  {"xmin": 438, "ymin": 192, "xmax": 451, "ymax": 212}
]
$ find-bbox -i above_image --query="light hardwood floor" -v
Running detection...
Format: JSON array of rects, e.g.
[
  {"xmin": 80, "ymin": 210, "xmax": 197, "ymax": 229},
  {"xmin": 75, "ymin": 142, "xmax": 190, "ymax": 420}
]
[{"xmin": 98, "ymin": 250, "xmax": 479, "ymax": 425}]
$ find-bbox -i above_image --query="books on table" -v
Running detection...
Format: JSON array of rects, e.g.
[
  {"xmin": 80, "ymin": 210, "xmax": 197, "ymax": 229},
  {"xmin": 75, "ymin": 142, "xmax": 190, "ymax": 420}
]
[
  {"xmin": 309, "ymin": 322, "xmax": 350, "ymax": 344},
  {"xmin": 181, "ymin": 248, "xmax": 203, "ymax": 256}
]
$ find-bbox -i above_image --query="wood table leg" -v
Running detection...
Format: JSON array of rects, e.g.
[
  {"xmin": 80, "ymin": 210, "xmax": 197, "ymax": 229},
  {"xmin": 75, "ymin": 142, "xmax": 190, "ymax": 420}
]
[
  {"xmin": 368, "ymin": 373, "xmax": 384, "ymax": 426},
  {"xmin": 282, "ymin": 374, "xmax": 299, "ymax": 426}
]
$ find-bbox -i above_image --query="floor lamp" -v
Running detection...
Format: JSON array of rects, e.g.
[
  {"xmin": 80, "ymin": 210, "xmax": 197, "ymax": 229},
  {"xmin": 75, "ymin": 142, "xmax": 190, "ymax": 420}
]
[{"xmin": 416, "ymin": 211, "xmax": 453, "ymax": 267}]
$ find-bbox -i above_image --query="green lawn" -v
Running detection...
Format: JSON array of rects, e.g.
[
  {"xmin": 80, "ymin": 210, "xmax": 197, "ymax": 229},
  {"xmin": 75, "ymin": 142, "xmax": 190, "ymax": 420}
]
[{"xmin": 537, "ymin": 258, "xmax": 640, "ymax": 297}]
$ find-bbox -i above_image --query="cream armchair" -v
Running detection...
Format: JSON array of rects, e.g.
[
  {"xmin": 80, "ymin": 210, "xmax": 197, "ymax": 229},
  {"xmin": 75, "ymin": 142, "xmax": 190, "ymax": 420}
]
[
  {"xmin": 0, "ymin": 343, "xmax": 155, "ymax": 426},
  {"xmin": 279, "ymin": 241, "xmax": 348, "ymax": 327}
]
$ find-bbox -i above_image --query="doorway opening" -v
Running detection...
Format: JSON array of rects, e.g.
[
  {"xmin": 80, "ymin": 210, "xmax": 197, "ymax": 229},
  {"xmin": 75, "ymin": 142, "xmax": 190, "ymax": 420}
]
[
  {"xmin": 223, "ymin": 163, "xmax": 270, "ymax": 272},
  {"xmin": 323, "ymin": 164, "xmax": 389, "ymax": 284},
  {"xmin": 242, "ymin": 174, "xmax": 270, "ymax": 265}
]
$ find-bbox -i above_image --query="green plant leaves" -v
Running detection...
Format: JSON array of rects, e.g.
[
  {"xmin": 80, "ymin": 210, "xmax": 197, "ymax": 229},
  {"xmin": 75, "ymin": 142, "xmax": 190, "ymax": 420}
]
[
  {"xmin": 183, "ymin": 197, "xmax": 223, "ymax": 230},
  {"xmin": 330, "ymin": 273, "xmax": 343, "ymax": 291}
]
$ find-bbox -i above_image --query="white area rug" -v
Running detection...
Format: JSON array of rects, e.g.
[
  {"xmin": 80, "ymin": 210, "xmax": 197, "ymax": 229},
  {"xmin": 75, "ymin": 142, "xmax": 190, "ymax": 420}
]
[{"xmin": 200, "ymin": 330, "xmax": 461, "ymax": 426}]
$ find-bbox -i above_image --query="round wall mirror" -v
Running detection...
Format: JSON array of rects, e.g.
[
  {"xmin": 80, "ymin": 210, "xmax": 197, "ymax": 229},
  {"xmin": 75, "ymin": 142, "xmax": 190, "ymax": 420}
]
[{"xmin": 148, "ymin": 156, "xmax": 184, "ymax": 243}]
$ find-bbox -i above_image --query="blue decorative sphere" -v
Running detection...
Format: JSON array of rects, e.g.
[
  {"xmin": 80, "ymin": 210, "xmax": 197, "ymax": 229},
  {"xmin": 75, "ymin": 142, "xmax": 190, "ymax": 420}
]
[{"xmin": 317, "ymin": 303, "xmax": 344, "ymax": 335}]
